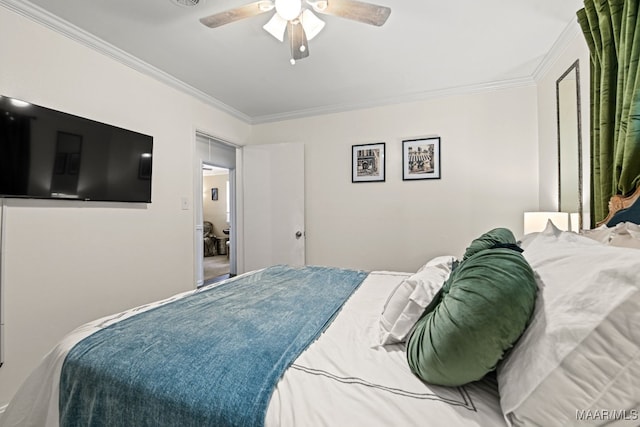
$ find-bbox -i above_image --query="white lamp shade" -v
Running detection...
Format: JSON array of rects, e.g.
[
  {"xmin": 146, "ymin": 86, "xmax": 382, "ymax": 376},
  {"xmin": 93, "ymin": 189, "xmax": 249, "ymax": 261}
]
[
  {"xmin": 263, "ymin": 13, "xmax": 288, "ymax": 42},
  {"xmin": 300, "ymin": 9, "xmax": 325, "ymax": 40},
  {"xmin": 523, "ymin": 212, "xmax": 571, "ymax": 235},
  {"xmin": 264, "ymin": 9, "xmax": 325, "ymax": 42}
]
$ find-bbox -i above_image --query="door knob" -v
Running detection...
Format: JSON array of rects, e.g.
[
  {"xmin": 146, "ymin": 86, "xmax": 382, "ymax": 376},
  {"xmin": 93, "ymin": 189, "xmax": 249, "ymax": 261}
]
[{"xmin": 295, "ymin": 231, "xmax": 303, "ymax": 239}]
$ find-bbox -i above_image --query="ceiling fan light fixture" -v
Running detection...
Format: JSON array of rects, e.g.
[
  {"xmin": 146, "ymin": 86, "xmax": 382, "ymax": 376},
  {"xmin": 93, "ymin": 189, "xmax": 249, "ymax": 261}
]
[
  {"xmin": 300, "ymin": 9, "xmax": 325, "ymax": 40},
  {"xmin": 275, "ymin": 0, "xmax": 302, "ymax": 21},
  {"xmin": 263, "ymin": 13, "xmax": 288, "ymax": 41},
  {"xmin": 200, "ymin": 0, "xmax": 391, "ymax": 63}
]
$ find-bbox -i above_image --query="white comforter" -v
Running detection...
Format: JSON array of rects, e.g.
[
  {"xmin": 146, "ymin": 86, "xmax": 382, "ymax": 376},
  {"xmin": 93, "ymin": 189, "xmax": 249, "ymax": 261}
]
[{"xmin": 2, "ymin": 271, "xmax": 506, "ymax": 427}]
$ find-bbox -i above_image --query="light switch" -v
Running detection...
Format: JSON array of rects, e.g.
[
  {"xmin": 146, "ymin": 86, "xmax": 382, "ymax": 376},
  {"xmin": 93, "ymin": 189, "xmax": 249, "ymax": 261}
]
[{"xmin": 181, "ymin": 197, "xmax": 190, "ymax": 210}]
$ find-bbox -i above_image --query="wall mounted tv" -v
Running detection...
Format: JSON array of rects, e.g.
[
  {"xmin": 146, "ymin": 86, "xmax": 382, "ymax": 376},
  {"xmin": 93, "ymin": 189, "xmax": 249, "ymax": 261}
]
[{"xmin": 0, "ymin": 95, "xmax": 153, "ymax": 203}]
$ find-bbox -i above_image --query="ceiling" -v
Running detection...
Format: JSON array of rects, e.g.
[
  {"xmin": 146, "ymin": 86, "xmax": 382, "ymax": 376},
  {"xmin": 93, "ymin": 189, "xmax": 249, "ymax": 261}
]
[{"xmin": 5, "ymin": 0, "xmax": 584, "ymax": 124}]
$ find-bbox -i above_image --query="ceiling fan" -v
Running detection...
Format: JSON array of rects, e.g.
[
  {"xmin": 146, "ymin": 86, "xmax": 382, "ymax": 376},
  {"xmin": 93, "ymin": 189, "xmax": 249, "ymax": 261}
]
[{"xmin": 199, "ymin": 0, "xmax": 391, "ymax": 64}]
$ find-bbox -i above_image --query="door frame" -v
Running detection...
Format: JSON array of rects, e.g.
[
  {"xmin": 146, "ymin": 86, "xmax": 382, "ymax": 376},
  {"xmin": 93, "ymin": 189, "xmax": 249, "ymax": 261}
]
[{"xmin": 194, "ymin": 132, "xmax": 241, "ymax": 287}]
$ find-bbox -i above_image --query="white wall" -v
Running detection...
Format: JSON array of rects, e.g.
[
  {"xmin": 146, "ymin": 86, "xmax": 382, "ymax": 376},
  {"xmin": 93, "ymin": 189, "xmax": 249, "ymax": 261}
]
[
  {"xmin": 0, "ymin": 6, "xmax": 251, "ymax": 406},
  {"xmin": 248, "ymin": 86, "xmax": 540, "ymax": 272},
  {"xmin": 535, "ymin": 22, "xmax": 590, "ymax": 216}
]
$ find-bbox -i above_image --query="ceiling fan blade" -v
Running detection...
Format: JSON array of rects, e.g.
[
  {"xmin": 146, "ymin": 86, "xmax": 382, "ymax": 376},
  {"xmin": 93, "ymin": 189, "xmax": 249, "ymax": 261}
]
[
  {"xmin": 263, "ymin": 13, "xmax": 288, "ymax": 42},
  {"xmin": 308, "ymin": 0, "xmax": 390, "ymax": 26},
  {"xmin": 288, "ymin": 20, "xmax": 309, "ymax": 62},
  {"xmin": 200, "ymin": 1, "xmax": 274, "ymax": 28}
]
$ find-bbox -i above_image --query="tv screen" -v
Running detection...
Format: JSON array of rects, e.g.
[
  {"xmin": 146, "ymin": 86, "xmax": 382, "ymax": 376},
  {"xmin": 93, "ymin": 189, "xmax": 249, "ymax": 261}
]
[{"xmin": 0, "ymin": 95, "xmax": 153, "ymax": 203}]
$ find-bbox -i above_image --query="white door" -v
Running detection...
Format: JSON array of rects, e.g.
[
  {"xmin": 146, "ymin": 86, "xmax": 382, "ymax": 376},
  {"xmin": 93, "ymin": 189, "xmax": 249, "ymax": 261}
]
[{"xmin": 243, "ymin": 143, "xmax": 305, "ymax": 271}]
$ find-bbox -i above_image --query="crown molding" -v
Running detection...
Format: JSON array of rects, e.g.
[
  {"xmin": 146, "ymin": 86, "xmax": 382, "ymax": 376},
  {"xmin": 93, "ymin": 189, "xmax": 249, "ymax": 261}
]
[
  {"xmin": 532, "ymin": 17, "xmax": 583, "ymax": 83},
  {"xmin": 0, "ymin": 0, "xmax": 252, "ymax": 124},
  {"xmin": 2, "ymin": 0, "xmax": 555, "ymax": 126},
  {"xmin": 251, "ymin": 77, "xmax": 536, "ymax": 124}
]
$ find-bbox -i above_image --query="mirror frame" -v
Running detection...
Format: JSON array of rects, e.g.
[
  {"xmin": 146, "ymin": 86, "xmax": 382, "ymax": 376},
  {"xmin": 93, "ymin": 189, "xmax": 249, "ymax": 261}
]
[{"xmin": 556, "ymin": 59, "xmax": 583, "ymax": 229}]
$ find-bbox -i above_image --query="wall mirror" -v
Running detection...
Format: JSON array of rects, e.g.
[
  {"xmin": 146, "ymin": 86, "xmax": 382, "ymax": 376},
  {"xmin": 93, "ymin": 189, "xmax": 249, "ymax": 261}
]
[{"xmin": 556, "ymin": 60, "xmax": 583, "ymax": 229}]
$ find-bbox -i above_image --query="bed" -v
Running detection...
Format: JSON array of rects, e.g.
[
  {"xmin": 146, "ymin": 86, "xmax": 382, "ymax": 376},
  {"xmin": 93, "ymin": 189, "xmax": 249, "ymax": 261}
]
[{"xmin": 2, "ymin": 198, "xmax": 640, "ymax": 427}]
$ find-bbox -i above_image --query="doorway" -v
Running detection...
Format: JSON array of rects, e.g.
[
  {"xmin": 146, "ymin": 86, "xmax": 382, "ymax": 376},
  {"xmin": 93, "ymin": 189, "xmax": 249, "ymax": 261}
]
[
  {"xmin": 202, "ymin": 164, "xmax": 230, "ymax": 284},
  {"xmin": 194, "ymin": 132, "xmax": 237, "ymax": 288}
]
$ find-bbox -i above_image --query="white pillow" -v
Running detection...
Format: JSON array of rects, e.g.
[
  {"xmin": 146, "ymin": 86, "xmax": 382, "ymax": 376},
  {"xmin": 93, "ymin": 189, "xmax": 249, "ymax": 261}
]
[
  {"xmin": 581, "ymin": 222, "xmax": 640, "ymax": 249},
  {"xmin": 498, "ymin": 224, "xmax": 640, "ymax": 426},
  {"xmin": 579, "ymin": 223, "xmax": 613, "ymax": 243},
  {"xmin": 609, "ymin": 232, "xmax": 640, "ymax": 249},
  {"xmin": 625, "ymin": 222, "xmax": 640, "ymax": 234},
  {"xmin": 416, "ymin": 255, "xmax": 456, "ymax": 272},
  {"xmin": 378, "ymin": 255, "xmax": 455, "ymax": 345},
  {"xmin": 610, "ymin": 222, "xmax": 640, "ymax": 249}
]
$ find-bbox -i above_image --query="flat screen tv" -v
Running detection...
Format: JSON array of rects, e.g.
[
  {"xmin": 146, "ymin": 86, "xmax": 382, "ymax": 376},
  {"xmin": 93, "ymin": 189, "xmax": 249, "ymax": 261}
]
[{"xmin": 0, "ymin": 95, "xmax": 153, "ymax": 203}]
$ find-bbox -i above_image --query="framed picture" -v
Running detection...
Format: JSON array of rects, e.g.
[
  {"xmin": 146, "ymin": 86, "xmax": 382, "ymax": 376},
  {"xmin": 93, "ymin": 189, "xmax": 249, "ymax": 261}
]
[
  {"xmin": 211, "ymin": 187, "xmax": 218, "ymax": 201},
  {"xmin": 402, "ymin": 137, "xmax": 441, "ymax": 180},
  {"xmin": 352, "ymin": 142, "xmax": 385, "ymax": 183}
]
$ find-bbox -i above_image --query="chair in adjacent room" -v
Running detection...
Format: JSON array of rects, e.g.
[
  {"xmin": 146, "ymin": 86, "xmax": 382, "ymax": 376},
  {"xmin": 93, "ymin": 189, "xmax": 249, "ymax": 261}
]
[{"xmin": 203, "ymin": 221, "xmax": 219, "ymax": 257}]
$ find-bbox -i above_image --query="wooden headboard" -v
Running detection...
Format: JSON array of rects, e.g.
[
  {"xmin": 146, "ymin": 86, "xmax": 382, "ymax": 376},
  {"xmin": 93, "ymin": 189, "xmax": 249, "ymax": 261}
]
[{"xmin": 597, "ymin": 185, "xmax": 640, "ymax": 227}]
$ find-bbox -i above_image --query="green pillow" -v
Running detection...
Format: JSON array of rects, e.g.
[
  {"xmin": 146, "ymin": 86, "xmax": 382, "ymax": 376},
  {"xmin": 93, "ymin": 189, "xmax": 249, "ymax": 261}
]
[
  {"xmin": 462, "ymin": 227, "xmax": 518, "ymax": 260},
  {"xmin": 406, "ymin": 228, "xmax": 537, "ymax": 386}
]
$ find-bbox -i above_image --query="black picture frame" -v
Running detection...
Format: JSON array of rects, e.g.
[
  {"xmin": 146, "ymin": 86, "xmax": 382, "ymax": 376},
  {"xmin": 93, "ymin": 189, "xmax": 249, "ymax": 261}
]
[
  {"xmin": 352, "ymin": 142, "xmax": 385, "ymax": 183},
  {"xmin": 402, "ymin": 137, "xmax": 441, "ymax": 180},
  {"xmin": 211, "ymin": 187, "xmax": 218, "ymax": 201}
]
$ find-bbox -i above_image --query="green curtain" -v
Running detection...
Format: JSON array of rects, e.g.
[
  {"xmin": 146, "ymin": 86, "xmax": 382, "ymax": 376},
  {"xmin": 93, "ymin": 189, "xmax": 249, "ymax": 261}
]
[{"xmin": 577, "ymin": 0, "xmax": 640, "ymax": 224}]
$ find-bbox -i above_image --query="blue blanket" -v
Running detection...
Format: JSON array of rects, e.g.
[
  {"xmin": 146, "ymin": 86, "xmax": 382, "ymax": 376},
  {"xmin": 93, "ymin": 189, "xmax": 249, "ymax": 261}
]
[{"xmin": 59, "ymin": 265, "xmax": 367, "ymax": 427}]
